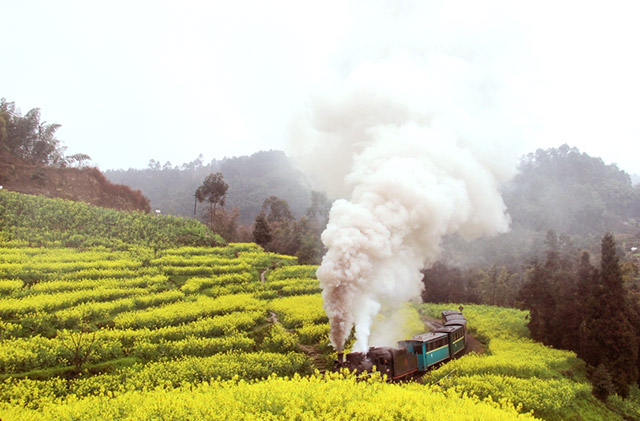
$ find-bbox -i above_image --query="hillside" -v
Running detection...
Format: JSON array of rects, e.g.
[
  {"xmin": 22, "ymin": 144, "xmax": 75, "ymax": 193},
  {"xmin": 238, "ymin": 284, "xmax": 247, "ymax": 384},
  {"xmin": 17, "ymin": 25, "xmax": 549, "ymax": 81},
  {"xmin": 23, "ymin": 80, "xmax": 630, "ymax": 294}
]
[
  {"xmin": 0, "ymin": 190, "xmax": 223, "ymax": 248},
  {"xmin": 0, "ymin": 98, "xmax": 150, "ymax": 213},
  {"xmin": 0, "ymin": 192, "xmax": 639, "ymax": 420},
  {"xmin": 0, "ymin": 160, "xmax": 150, "ymax": 213}
]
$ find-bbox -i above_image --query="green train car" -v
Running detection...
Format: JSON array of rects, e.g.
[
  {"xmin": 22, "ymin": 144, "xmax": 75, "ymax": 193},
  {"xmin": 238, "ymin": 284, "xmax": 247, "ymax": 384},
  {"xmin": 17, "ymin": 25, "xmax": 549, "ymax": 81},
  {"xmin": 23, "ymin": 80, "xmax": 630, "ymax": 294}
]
[{"xmin": 398, "ymin": 323, "xmax": 466, "ymax": 370}]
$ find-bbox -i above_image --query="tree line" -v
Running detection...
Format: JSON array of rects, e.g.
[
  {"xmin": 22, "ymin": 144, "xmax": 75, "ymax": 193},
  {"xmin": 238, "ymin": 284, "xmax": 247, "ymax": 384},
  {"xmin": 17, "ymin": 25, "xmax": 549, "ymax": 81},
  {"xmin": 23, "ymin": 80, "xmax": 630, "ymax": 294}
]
[
  {"xmin": 424, "ymin": 230, "xmax": 640, "ymax": 399},
  {"xmin": 519, "ymin": 232, "xmax": 640, "ymax": 399}
]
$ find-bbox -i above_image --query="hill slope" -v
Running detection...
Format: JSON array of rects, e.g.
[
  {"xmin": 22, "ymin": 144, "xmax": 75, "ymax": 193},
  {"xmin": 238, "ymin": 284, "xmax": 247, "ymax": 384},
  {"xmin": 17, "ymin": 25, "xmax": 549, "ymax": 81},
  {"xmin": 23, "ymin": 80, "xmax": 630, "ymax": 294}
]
[
  {"xmin": 0, "ymin": 160, "xmax": 150, "ymax": 213},
  {"xmin": 0, "ymin": 190, "xmax": 223, "ymax": 248}
]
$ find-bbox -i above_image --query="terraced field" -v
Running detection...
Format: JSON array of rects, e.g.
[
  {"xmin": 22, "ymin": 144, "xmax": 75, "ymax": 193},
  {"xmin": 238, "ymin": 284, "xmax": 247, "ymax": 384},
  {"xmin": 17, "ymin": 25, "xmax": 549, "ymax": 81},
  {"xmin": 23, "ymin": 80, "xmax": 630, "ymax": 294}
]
[{"xmin": 0, "ymin": 244, "xmax": 331, "ymax": 382}]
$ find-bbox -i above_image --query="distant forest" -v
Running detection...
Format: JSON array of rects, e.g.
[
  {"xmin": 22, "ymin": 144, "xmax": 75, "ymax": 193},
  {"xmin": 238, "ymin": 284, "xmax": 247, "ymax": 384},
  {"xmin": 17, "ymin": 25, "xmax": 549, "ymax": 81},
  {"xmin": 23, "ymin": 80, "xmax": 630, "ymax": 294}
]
[
  {"xmin": 107, "ymin": 144, "xmax": 640, "ymax": 269},
  {"xmin": 105, "ymin": 151, "xmax": 311, "ymax": 225},
  {"xmin": 441, "ymin": 144, "xmax": 640, "ymax": 270}
]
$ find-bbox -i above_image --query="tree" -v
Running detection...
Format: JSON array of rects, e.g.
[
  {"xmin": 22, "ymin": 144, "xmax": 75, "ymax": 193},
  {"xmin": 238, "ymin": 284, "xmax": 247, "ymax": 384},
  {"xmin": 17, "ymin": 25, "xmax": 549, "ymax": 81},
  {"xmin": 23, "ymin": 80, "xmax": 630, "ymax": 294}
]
[
  {"xmin": 59, "ymin": 326, "xmax": 99, "ymax": 371},
  {"xmin": 259, "ymin": 196, "xmax": 298, "ymax": 255},
  {"xmin": 253, "ymin": 211, "xmax": 272, "ymax": 247},
  {"xmin": 262, "ymin": 195, "xmax": 293, "ymax": 224},
  {"xmin": 518, "ymin": 260, "xmax": 555, "ymax": 342},
  {"xmin": 195, "ymin": 172, "xmax": 229, "ymax": 229},
  {"xmin": 0, "ymin": 98, "xmax": 66, "ymax": 166},
  {"xmin": 291, "ymin": 216, "xmax": 325, "ymax": 264},
  {"xmin": 478, "ymin": 265, "xmax": 519, "ymax": 307},
  {"xmin": 422, "ymin": 263, "xmax": 466, "ymax": 303},
  {"xmin": 579, "ymin": 233, "xmax": 638, "ymax": 398},
  {"xmin": 307, "ymin": 191, "xmax": 331, "ymax": 224},
  {"xmin": 212, "ymin": 207, "xmax": 240, "ymax": 242},
  {"xmin": 591, "ymin": 364, "xmax": 615, "ymax": 401},
  {"xmin": 66, "ymin": 153, "xmax": 92, "ymax": 168},
  {"xmin": 503, "ymin": 145, "xmax": 636, "ymax": 236}
]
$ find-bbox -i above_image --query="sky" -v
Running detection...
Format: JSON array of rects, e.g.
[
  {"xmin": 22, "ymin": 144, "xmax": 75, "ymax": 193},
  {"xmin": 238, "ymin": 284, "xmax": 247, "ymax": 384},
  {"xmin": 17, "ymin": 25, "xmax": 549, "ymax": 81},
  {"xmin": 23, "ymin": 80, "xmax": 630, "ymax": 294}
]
[{"xmin": 3, "ymin": 0, "xmax": 640, "ymax": 175}]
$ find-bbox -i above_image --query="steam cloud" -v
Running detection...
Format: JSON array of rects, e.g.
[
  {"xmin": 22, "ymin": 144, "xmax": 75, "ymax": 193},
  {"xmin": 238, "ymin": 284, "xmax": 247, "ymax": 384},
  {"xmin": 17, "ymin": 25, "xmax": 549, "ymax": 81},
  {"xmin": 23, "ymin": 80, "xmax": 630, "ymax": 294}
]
[
  {"xmin": 316, "ymin": 121, "xmax": 511, "ymax": 352},
  {"xmin": 292, "ymin": 2, "xmax": 522, "ymax": 352}
]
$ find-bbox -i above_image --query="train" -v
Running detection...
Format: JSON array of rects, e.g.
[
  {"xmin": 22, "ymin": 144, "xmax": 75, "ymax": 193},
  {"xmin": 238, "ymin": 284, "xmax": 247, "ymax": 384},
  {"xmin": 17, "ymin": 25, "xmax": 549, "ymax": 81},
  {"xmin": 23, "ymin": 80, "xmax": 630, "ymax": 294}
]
[{"xmin": 334, "ymin": 309, "xmax": 467, "ymax": 380}]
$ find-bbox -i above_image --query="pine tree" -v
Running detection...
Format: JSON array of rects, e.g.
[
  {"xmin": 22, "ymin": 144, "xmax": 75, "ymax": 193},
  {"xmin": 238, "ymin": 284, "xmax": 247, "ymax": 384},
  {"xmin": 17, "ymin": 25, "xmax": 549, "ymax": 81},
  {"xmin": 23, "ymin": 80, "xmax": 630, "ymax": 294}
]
[
  {"xmin": 252, "ymin": 212, "xmax": 272, "ymax": 248},
  {"xmin": 591, "ymin": 364, "xmax": 615, "ymax": 401},
  {"xmin": 518, "ymin": 260, "xmax": 554, "ymax": 343},
  {"xmin": 579, "ymin": 233, "xmax": 638, "ymax": 397}
]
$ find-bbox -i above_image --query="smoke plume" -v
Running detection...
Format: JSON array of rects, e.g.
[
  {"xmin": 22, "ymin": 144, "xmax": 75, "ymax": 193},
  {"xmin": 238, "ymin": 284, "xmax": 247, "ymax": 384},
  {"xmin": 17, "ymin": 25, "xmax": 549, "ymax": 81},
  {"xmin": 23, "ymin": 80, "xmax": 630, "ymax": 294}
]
[{"xmin": 292, "ymin": 2, "xmax": 522, "ymax": 352}]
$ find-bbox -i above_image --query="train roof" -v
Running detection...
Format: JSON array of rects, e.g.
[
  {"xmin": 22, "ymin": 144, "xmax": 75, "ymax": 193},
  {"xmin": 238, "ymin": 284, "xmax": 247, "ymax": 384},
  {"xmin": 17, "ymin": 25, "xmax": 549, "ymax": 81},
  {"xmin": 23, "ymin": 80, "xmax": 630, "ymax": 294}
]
[
  {"xmin": 444, "ymin": 319, "xmax": 466, "ymax": 327},
  {"xmin": 403, "ymin": 331, "xmax": 448, "ymax": 343},
  {"xmin": 434, "ymin": 325, "xmax": 462, "ymax": 333},
  {"xmin": 441, "ymin": 310, "xmax": 462, "ymax": 317}
]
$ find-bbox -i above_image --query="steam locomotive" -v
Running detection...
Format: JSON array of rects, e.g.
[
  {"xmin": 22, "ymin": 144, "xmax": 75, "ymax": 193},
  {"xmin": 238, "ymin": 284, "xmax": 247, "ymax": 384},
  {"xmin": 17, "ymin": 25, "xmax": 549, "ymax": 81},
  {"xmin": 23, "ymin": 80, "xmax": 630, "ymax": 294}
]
[{"xmin": 334, "ymin": 310, "xmax": 467, "ymax": 380}]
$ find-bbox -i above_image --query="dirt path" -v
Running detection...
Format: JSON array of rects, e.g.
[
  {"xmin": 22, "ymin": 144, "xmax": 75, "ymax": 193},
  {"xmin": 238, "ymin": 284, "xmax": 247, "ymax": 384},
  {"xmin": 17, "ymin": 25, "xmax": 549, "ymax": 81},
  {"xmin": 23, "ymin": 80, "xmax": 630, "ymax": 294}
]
[{"xmin": 298, "ymin": 344, "xmax": 328, "ymax": 373}]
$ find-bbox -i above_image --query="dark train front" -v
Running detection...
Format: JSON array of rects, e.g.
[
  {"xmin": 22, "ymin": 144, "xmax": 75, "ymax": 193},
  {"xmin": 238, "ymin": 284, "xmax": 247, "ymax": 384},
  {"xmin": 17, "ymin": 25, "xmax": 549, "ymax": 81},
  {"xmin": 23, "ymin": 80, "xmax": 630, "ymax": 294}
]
[{"xmin": 334, "ymin": 310, "xmax": 467, "ymax": 380}]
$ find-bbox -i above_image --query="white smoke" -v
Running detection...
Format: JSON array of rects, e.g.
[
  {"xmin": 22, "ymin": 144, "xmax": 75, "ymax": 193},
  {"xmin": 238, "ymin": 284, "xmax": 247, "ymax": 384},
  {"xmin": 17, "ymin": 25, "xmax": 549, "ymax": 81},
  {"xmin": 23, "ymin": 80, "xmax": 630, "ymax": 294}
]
[
  {"xmin": 315, "ymin": 121, "xmax": 511, "ymax": 351},
  {"xmin": 291, "ymin": 1, "xmax": 523, "ymax": 352}
]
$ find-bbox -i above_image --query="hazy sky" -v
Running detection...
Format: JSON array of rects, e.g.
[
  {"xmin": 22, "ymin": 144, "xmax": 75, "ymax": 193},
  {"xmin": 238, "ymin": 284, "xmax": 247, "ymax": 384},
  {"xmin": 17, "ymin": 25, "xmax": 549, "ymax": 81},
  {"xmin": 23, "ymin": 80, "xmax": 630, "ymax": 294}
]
[{"xmin": 4, "ymin": 1, "xmax": 640, "ymax": 175}]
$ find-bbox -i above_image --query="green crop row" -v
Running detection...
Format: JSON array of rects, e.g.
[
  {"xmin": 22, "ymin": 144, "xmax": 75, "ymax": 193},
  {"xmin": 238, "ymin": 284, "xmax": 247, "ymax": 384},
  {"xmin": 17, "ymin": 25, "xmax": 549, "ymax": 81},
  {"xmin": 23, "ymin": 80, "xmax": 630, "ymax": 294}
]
[
  {"xmin": 0, "ymin": 351, "xmax": 313, "ymax": 413},
  {"xmin": 0, "ymin": 309, "xmax": 266, "ymax": 374},
  {"xmin": 150, "ymin": 255, "xmax": 238, "ymax": 267},
  {"xmin": 160, "ymin": 262, "xmax": 251, "ymax": 276},
  {"xmin": 0, "ymin": 334, "xmax": 123, "ymax": 374},
  {"xmin": 0, "ymin": 191, "xmax": 223, "ymax": 249},
  {"xmin": 237, "ymin": 251, "xmax": 298, "ymax": 268},
  {"xmin": 268, "ymin": 294, "xmax": 328, "ymax": 328},
  {"xmin": 0, "ymin": 370, "xmax": 534, "ymax": 420},
  {"xmin": 113, "ymin": 294, "xmax": 266, "ymax": 329},
  {"xmin": 0, "ymin": 248, "xmax": 133, "ymax": 263},
  {"xmin": 180, "ymin": 272, "xmax": 254, "ymax": 294},
  {"xmin": 26, "ymin": 274, "xmax": 169, "ymax": 295},
  {"xmin": 264, "ymin": 278, "xmax": 322, "ymax": 296},
  {"xmin": 52, "ymin": 290, "xmax": 186, "ymax": 330},
  {"xmin": 266, "ymin": 265, "xmax": 318, "ymax": 281},
  {"xmin": 0, "ymin": 259, "xmax": 142, "ymax": 276},
  {"xmin": 132, "ymin": 334, "xmax": 255, "ymax": 361},
  {"xmin": 100, "ymin": 311, "xmax": 265, "ymax": 348},
  {"xmin": 0, "ymin": 287, "xmax": 149, "ymax": 319},
  {"xmin": 158, "ymin": 246, "xmax": 235, "ymax": 257},
  {"xmin": 0, "ymin": 280, "xmax": 23, "ymax": 296}
]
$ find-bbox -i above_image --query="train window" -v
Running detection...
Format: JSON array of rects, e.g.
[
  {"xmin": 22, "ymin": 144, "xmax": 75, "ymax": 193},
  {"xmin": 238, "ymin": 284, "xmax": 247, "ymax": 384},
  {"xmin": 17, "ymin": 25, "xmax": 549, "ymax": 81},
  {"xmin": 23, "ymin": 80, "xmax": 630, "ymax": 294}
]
[{"xmin": 413, "ymin": 345, "xmax": 422, "ymax": 354}]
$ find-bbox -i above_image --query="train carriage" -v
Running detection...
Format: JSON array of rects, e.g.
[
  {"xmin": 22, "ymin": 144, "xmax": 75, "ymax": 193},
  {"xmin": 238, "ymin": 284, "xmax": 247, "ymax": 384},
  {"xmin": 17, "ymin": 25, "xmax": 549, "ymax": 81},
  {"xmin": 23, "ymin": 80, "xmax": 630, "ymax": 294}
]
[
  {"xmin": 398, "ymin": 331, "xmax": 450, "ymax": 371},
  {"xmin": 434, "ymin": 325, "xmax": 466, "ymax": 357},
  {"xmin": 441, "ymin": 310, "xmax": 465, "ymax": 323}
]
